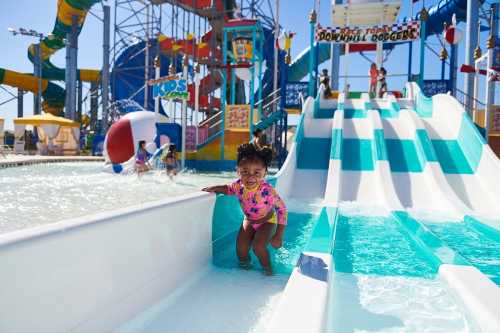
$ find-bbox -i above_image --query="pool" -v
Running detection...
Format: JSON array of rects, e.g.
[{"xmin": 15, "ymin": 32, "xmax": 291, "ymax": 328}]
[
  {"xmin": 327, "ymin": 211, "xmax": 477, "ymax": 332},
  {"xmin": 0, "ymin": 162, "xmax": 234, "ymax": 234}
]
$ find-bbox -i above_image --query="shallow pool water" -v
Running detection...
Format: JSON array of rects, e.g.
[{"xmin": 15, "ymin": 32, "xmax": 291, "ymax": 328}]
[
  {"xmin": 333, "ymin": 214, "xmax": 437, "ymax": 278},
  {"xmin": 328, "ymin": 273, "xmax": 476, "ymax": 333},
  {"xmin": 327, "ymin": 211, "xmax": 477, "ymax": 332},
  {"xmin": 0, "ymin": 162, "xmax": 235, "ymax": 234},
  {"xmin": 425, "ymin": 221, "xmax": 500, "ymax": 285},
  {"xmin": 117, "ymin": 201, "xmax": 321, "ymax": 333}
]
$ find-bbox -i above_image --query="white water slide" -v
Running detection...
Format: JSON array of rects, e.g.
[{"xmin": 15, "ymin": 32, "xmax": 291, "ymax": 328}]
[{"xmin": 277, "ymin": 82, "xmax": 500, "ymax": 220}]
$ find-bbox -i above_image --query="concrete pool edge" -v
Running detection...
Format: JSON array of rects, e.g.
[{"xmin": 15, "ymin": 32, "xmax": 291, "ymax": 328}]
[
  {"xmin": 0, "ymin": 191, "xmax": 216, "ymax": 332},
  {"xmin": 0, "ymin": 155, "xmax": 104, "ymax": 169}
]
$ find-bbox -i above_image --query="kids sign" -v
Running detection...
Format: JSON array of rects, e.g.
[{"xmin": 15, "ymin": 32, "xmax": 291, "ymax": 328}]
[
  {"xmin": 315, "ymin": 21, "xmax": 420, "ymax": 44},
  {"xmin": 152, "ymin": 77, "xmax": 189, "ymax": 100}
]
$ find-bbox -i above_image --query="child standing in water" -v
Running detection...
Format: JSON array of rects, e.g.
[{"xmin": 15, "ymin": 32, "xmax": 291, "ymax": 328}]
[
  {"xmin": 202, "ymin": 144, "xmax": 287, "ymax": 275},
  {"xmin": 135, "ymin": 140, "xmax": 151, "ymax": 174},
  {"xmin": 162, "ymin": 144, "xmax": 178, "ymax": 179}
]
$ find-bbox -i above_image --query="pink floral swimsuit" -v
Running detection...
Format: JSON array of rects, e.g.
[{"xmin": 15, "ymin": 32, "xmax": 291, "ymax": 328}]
[{"xmin": 227, "ymin": 179, "xmax": 287, "ymax": 230}]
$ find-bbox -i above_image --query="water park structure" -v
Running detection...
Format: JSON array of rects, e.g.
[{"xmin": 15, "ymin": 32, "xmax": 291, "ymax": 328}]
[{"xmin": 1, "ymin": 1, "xmax": 500, "ymax": 333}]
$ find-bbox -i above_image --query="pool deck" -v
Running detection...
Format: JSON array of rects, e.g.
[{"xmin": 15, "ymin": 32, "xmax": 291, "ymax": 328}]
[{"xmin": 0, "ymin": 155, "xmax": 104, "ymax": 168}]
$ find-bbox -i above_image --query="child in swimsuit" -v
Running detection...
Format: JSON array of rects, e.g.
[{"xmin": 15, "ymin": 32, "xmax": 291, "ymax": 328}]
[
  {"xmin": 162, "ymin": 144, "xmax": 178, "ymax": 178},
  {"xmin": 202, "ymin": 143, "xmax": 287, "ymax": 275},
  {"xmin": 135, "ymin": 140, "xmax": 151, "ymax": 174},
  {"xmin": 378, "ymin": 67, "xmax": 388, "ymax": 98}
]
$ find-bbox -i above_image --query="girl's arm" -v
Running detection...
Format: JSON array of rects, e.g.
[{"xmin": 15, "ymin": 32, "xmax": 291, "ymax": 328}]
[
  {"xmin": 201, "ymin": 185, "xmax": 230, "ymax": 194},
  {"xmin": 267, "ymin": 186, "xmax": 287, "ymax": 248}
]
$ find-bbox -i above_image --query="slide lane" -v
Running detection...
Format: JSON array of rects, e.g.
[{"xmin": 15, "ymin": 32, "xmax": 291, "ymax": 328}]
[{"xmin": 408, "ymin": 83, "xmax": 500, "ymax": 219}]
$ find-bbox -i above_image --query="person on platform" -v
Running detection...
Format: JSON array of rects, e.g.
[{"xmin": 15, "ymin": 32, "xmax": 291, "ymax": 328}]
[
  {"xmin": 319, "ymin": 68, "xmax": 333, "ymax": 98},
  {"xmin": 369, "ymin": 63, "xmax": 378, "ymax": 96},
  {"xmin": 378, "ymin": 67, "xmax": 388, "ymax": 98}
]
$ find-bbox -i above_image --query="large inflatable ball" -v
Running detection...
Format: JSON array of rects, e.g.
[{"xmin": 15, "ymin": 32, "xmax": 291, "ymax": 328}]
[{"xmin": 104, "ymin": 111, "xmax": 157, "ymax": 164}]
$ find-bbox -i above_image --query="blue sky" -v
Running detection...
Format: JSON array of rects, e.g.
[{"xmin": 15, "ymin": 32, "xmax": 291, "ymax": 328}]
[{"xmin": 0, "ymin": 0, "xmax": 497, "ymax": 129}]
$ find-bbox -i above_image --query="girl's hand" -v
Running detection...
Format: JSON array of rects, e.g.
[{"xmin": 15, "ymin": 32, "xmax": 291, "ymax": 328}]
[
  {"xmin": 269, "ymin": 234, "xmax": 283, "ymax": 249},
  {"xmin": 202, "ymin": 185, "xmax": 228, "ymax": 194}
]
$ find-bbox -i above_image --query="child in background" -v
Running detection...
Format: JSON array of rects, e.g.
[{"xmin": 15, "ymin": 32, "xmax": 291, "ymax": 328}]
[
  {"xmin": 369, "ymin": 63, "xmax": 378, "ymax": 96},
  {"xmin": 162, "ymin": 144, "xmax": 178, "ymax": 179},
  {"xmin": 251, "ymin": 129, "xmax": 266, "ymax": 150},
  {"xmin": 202, "ymin": 143, "xmax": 287, "ymax": 275},
  {"xmin": 378, "ymin": 67, "xmax": 388, "ymax": 98},
  {"xmin": 135, "ymin": 140, "xmax": 151, "ymax": 174}
]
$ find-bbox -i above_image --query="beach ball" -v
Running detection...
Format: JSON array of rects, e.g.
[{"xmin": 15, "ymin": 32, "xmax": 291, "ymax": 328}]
[
  {"xmin": 105, "ymin": 111, "xmax": 156, "ymax": 164},
  {"xmin": 444, "ymin": 26, "xmax": 462, "ymax": 45}
]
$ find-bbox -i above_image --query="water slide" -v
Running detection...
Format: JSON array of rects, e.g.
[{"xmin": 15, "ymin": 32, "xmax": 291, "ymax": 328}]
[
  {"xmin": 287, "ymin": 0, "xmax": 474, "ymax": 82},
  {"xmin": 266, "ymin": 82, "xmax": 500, "ymax": 332},
  {"xmin": 0, "ymin": 0, "xmax": 101, "ymax": 115}
]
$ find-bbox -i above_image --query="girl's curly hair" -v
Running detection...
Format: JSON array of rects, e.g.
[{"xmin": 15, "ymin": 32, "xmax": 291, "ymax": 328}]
[{"xmin": 237, "ymin": 143, "xmax": 273, "ymax": 168}]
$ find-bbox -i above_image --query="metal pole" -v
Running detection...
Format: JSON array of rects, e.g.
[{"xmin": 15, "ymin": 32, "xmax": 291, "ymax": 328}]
[
  {"xmin": 220, "ymin": 29, "xmax": 227, "ymax": 161},
  {"xmin": 17, "ymin": 89, "xmax": 23, "ymax": 118},
  {"xmin": 464, "ymin": 0, "xmax": 479, "ymax": 117},
  {"xmin": 258, "ymin": 26, "xmax": 263, "ymax": 117},
  {"xmin": 485, "ymin": 4, "xmax": 498, "ymax": 142},
  {"xmin": 154, "ymin": 56, "xmax": 161, "ymax": 117},
  {"xmin": 144, "ymin": 3, "xmax": 150, "ymax": 110},
  {"xmin": 34, "ymin": 42, "xmax": 42, "ymax": 115},
  {"xmin": 250, "ymin": 27, "xmax": 256, "ymax": 138},
  {"xmin": 195, "ymin": 64, "xmax": 200, "ymax": 146},
  {"xmin": 90, "ymin": 81, "xmax": 98, "ymax": 131},
  {"xmin": 65, "ymin": 15, "xmax": 78, "ymax": 120},
  {"xmin": 77, "ymin": 79, "xmax": 82, "ymax": 122},
  {"xmin": 102, "ymin": 5, "xmax": 110, "ymax": 134},
  {"xmin": 71, "ymin": 15, "xmax": 78, "ymax": 120},
  {"xmin": 273, "ymin": 0, "xmax": 279, "ymax": 112},
  {"xmin": 308, "ymin": 10, "xmax": 317, "ymax": 97},
  {"xmin": 181, "ymin": 55, "xmax": 188, "ymax": 169},
  {"xmin": 330, "ymin": 0, "xmax": 342, "ymax": 91},
  {"xmin": 418, "ymin": 8, "xmax": 428, "ymax": 89},
  {"xmin": 441, "ymin": 58, "xmax": 445, "ymax": 80},
  {"xmin": 473, "ymin": 59, "xmax": 478, "ymax": 123},
  {"xmin": 450, "ymin": 44, "xmax": 457, "ymax": 96}
]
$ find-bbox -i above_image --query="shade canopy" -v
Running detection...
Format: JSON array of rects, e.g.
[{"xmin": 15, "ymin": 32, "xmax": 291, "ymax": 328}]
[
  {"xmin": 13, "ymin": 114, "xmax": 79, "ymax": 128},
  {"xmin": 332, "ymin": 0, "xmax": 401, "ymax": 26}
]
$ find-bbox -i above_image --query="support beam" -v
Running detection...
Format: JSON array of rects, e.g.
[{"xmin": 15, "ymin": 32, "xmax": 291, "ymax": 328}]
[
  {"xmin": 330, "ymin": 0, "xmax": 342, "ymax": 91},
  {"xmin": 90, "ymin": 82, "xmax": 98, "ymax": 132},
  {"xmin": 308, "ymin": 10, "xmax": 317, "ymax": 98},
  {"xmin": 17, "ymin": 89, "xmax": 23, "ymax": 118},
  {"xmin": 418, "ymin": 8, "xmax": 428, "ymax": 89},
  {"xmin": 77, "ymin": 80, "xmax": 82, "ymax": 122},
  {"xmin": 450, "ymin": 44, "xmax": 457, "ymax": 96},
  {"xmin": 65, "ymin": 15, "xmax": 78, "ymax": 120},
  {"xmin": 33, "ymin": 43, "xmax": 41, "ymax": 115},
  {"xmin": 101, "ymin": 5, "xmax": 111, "ymax": 134},
  {"xmin": 485, "ymin": 3, "xmax": 499, "ymax": 141},
  {"xmin": 464, "ymin": 0, "xmax": 480, "ymax": 117}
]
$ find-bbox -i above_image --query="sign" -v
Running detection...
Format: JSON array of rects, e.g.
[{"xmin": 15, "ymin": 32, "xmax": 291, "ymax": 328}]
[
  {"xmin": 152, "ymin": 78, "xmax": 189, "ymax": 100},
  {"xmin": 315, "ymin": 21, "xmax": 420, "ymax": 44},
  {"xmin": 423, "ymin": 80, "xmax": 450, "ymax": 96},
  {"xmin": 225, "ymin": 105, "xmax": 250, "ymax": 130},
  {"xmin": 492, "ymin": 105, "xmax": 500, "ymax": 132},
  {"xmin": 285, "ymin": 82, "xmax": 308, "ymax": 108}
]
